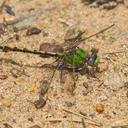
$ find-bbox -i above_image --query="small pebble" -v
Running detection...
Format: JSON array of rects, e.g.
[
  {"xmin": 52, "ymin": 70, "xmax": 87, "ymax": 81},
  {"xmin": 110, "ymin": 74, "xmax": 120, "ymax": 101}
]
[
  {"xmin": 82, "ymin": 0, "xmax": 124, "ymax": 9},
  {"xmin": 1, "ymin": 98, "xmax": 12, "ymax": 107},
  {"xmin": 26, "ymin": 27, "xmax": 41, "ymax": 36},
  {"xmin": 103, "ymin": 2, "xmax": 117, "ymax": 9},
  {"xmin": 28, "ymin": 117, "xmax": 34, "ymax": 122},
  {"xmin": 96, "ymin": 103, "xmax": 104, "ymax": 113}
]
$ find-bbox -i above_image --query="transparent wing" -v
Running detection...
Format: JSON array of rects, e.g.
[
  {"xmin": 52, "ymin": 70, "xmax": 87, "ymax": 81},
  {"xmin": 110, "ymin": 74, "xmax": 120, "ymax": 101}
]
[
  {"xmin": 61, "ymin": 27, "xmax": 85, "ymax": 51},
  {"xmin": 62, "ymin": 24, "xmax": 115, "ymax": 52}
]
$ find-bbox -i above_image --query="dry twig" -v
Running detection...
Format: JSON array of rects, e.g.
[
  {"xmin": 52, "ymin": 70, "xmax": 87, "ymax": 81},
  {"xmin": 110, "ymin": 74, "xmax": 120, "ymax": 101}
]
[
  {"xmin": 46, "ymin": 118, "xmax": 82, "ymax": 123},
  {"xmin": 82, "ymin": 118, "xmax": 86, "ymax": 128},
  {"xmin": 60, "ymin": 106, "xmax": 102, "ymax": 127}
]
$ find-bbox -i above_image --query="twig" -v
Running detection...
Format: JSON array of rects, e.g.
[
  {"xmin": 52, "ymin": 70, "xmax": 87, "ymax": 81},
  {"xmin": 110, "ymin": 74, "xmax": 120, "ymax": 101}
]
[
  {"xmin": 82, "ymin": 118, "xmax": 86, "ymax": 128},
  {"xmin": 0, "ymin": 45, "xmax": 63, "ymax": 57},
  {"xmin": 60, "ymin": 106, "xmax": 102, "ymax": 127},
  {"xmin": 0, "ymin": 35, "xmax": 14, "ymax": 46},
  {"xmin": 46, "ymin": 118, "xmax": 82, "ymax": 123},
  {"xmin": 97, "ymin": 81, "xmax": 104, "ymax": 88},
  {"xmin": 104, "ymin": 50, "xmax": 128, "ymax": 55}
]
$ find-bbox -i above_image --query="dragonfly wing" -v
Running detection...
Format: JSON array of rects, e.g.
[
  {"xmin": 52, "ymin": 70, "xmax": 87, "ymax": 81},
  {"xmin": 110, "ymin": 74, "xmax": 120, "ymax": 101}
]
[
  {"xmin": 62, "ymin": 24, "xmax": 115, "ymax": 51},
  {"xmin": 62, "ymin": 27, "xmax": 85, "ymax": 51}
]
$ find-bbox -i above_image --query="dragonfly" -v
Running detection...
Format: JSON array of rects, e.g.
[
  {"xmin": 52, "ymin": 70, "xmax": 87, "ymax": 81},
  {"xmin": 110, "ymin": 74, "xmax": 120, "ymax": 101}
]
[{"xmin": 0, "ymin": 24, "xmax": 114, "ymax": 84}]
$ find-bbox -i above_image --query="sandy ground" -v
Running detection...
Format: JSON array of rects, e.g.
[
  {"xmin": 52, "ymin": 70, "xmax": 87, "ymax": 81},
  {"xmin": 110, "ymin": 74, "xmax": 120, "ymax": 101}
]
[{"xmin": 0, "ymin": 0, "xmax": 128, "ymax": 128}]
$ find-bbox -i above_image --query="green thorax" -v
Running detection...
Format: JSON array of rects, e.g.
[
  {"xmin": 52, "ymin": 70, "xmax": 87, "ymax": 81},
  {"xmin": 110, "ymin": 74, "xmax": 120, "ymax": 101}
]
[{"xmin": 64, "ymin": 48, "xmax": 86, "ymax": 65}]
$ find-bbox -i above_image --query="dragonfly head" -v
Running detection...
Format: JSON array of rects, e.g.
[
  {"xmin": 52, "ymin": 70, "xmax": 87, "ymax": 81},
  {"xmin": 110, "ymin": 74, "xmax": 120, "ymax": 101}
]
[{"xmin": 86, "ymin": 48, "xmax": 100, "ymax": 66}]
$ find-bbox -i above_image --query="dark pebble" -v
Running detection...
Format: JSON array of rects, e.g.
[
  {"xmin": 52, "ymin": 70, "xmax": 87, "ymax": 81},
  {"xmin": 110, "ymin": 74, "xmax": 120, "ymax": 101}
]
[
  {"xmin": 65, "ymin": 101, "xmax": 75, "ymax": 107},
  {"xmin": 34, "ymin": 97, "xmax": 46, "ymax": 109},
  {"xmin": 4, "ymin": 4, "xmax": 15, "ymax": 16},
  {"xmin": 28, "ymin": 117, "xmax": 34, "ymax": 122},
  {"xmin": 39, "ymin": 43, "xmax": 64, "ymax": 53},
  {"xmin": 26, "ymin": 27, "xmax": 41, "ymax": 36}
]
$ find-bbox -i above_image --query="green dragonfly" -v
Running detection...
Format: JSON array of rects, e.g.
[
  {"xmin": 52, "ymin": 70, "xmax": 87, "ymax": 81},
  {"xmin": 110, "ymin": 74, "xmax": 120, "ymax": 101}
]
[{"xmin": 0, "ymin": 24, "xmax": 114, "ymax": 76}]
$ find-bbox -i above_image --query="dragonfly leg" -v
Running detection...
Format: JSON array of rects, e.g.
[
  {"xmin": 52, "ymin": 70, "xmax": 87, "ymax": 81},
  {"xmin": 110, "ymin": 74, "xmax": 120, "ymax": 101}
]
[
  {"xmin": 68, "ymin": 72, "xmax": 76, "ymax": 95},
  {"xmin": 59, "ymin": 62, "xmax": 65, "ymax": 83},
  {"xmin": 60, "ymin": 70, "xmax": 64, "ymax": 83},
  {"xmin": 72, "ymin": 55, "xmax": 76, "ymax": 85},
  {"xmin": 77, "ymin": 63, "xmax": 96, "ymax": 78},
  {"xmin": 42, "ymin": 63, "xmax": 66, "ymax": 70},
  {"xmin": 40, "ymin": 56, "xmax": 64, "ymax": 69}
]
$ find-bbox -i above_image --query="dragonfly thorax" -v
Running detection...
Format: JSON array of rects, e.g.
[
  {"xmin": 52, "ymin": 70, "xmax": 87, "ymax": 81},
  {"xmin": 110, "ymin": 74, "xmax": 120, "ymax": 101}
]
[
  {"xmin": 64, "ymin": 48, "xmax": 86, "ymax": 66},
  {"xmin": 64, "ymin": 48, "xmax": 100, "ymax": 67}
]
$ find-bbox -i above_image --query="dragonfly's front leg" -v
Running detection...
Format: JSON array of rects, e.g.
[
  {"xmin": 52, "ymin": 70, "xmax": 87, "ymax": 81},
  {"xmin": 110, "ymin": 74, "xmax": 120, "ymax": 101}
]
[{"xmin": 42, "ymin": 63, "xmax": 65, "ymax": 70}]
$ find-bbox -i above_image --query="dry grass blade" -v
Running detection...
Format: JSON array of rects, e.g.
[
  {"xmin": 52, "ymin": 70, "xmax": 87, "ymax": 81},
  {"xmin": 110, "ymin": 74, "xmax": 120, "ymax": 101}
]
[
  {"xmin": 104, "ymin": 50, "xmax": 128, "ymax": 54},
  {"xmin": 112, "ymin": 125, "xmax": 128, "ymax": 128},
  {"xmin": 60, "ymin": 106, "xmax": 102, "ymax": 127},
  {"xmin": 69, "ymin": 24, "xmax": 115, "ymax": 49},
  {"xmin": 82, "ymin": 118, "xmax": 86, "ymax": 128},
  {"xmin": 46, "ymin": 118, "xmax": 82, "ymax": 123}
]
